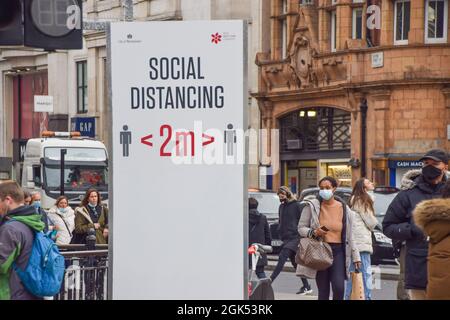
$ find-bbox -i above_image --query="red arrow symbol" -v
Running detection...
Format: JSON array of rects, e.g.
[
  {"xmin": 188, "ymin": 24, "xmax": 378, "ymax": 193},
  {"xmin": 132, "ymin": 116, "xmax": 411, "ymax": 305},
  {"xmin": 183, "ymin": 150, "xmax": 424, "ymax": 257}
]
[
  {"xmin": 202, "ymin": 133, "xmax": 215, "ymax": 147},
  {"xmin": 141, "ymin": 134, "xmax": 153, "ymax": 147}
]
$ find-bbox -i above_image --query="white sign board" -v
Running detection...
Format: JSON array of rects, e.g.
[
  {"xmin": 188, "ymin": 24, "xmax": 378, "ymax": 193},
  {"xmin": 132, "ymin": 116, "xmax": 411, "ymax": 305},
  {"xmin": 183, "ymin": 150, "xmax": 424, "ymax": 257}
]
[
  {"xmin": 259, "ymin": 166, "xmax": 267, "ymax": 190},
  {"xmin": 371, "ymin": 52, "xmax": 383, "ymax": 68},
  {"xmin": 109, "ymin": 21, "xmax": 247, "ymax": 299},
  {"xmin": 34, "ymin": 95, "xmax": 53, "ymax": 112}
]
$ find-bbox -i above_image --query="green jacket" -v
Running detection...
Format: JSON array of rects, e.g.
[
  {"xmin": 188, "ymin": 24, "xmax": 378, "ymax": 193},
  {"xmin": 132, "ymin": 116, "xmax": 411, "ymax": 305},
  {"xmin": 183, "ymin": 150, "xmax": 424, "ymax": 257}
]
[
  {"xmin": 74, "ymin": 205, "xmax": 109, "ymax": 244},
  {"xmin": 0, "ymin": 205, "xmax": 45, "ymax": 300}
]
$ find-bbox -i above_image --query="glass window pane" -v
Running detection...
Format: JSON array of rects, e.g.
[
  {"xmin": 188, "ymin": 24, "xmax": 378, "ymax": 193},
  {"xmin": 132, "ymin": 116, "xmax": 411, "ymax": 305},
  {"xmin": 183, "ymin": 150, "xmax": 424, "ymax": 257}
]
[
  {"xmin": 83, "ymin": 89, "xmax": 88, "ymax": 112},
  {"xmin": 356, "ymin": 9, "xmax": 362, "ymax": 39},
  {"xmin": 396, "ymin": 2, "xmax": 403, "ymax": 41},
  {"xmin": 436, "ymin": 1, "xmax": 444, "ymax": 37},
  {"xmin": 77, "ymin": 63, "xmax": 83, "ymax": 87},
  {"xmin": 403, "ymin": 2, "xmax": 410, "ymax": 40},
  {"xmin": 77, "ymin": 88, "xmax": 83, "ymax": 111},
  {"xmin": 83, "ymin": 62, "xmax": 87, "ymax": 84},
  {"xmin": 428, "ymin": 1, "xmax": 437, "ymax": 38}
]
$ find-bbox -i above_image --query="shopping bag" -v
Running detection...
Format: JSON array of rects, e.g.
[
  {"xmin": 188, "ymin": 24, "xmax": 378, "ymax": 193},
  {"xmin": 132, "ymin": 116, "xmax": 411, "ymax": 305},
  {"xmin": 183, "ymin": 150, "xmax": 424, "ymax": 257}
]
[{"xmin": 350, "ymin": 270, "xmax": 365, "ymax": 300}]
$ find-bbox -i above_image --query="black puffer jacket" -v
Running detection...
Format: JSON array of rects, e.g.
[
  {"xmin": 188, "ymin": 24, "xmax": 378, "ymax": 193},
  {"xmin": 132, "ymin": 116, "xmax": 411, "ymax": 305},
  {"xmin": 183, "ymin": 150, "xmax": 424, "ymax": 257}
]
[
  {"xmin": 278, "ymin": 199, "xmax": 304, "ymax": 251},
  {"xmin": 383, "ymin": 171, "xmax": 447, "ymax": 290},
  {"xmin": 249, "ymin": 209, "xmax": 271, "ymax": 267}
]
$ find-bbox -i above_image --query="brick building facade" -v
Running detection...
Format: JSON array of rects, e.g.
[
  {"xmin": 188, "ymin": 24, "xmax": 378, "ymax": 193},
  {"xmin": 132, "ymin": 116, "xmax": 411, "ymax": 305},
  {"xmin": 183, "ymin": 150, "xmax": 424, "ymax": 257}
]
[{"xmin": 254, "ymin": 0, "xmax": 450, "ymax": 192}]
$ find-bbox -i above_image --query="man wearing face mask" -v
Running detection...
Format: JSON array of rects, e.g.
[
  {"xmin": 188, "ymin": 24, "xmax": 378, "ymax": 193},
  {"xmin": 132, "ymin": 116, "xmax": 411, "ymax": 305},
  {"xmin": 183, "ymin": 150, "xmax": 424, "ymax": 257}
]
[
  {"xmin": 0, "ymin": 181, "xmax": 44, "ymax": 300},
  {"xmin": 270, "ymin": 186, "xmax": 312, "ymax": 295},
  {"xmin": 30, "ymin": 192, "xmax": 53, "ymax": 234},
  {"xmin": 383, "ymin": 149, "xmax": 449, "ymax": 300}
]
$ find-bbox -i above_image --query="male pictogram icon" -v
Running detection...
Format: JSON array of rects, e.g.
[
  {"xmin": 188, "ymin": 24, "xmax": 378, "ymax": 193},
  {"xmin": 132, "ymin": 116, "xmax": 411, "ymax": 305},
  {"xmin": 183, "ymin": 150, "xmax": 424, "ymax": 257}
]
[
  {"xmin": 224, "ymin": 123, "xmax": 237, "ymax": 156},
  {"xmin": 120, "ymin": 125, "xmax": 132, "ymax": 157}
]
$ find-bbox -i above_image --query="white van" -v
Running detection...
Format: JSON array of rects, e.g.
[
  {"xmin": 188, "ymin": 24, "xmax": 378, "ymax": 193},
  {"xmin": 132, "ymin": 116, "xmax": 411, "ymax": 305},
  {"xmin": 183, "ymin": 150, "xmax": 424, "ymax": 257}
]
[{"xmin": 21, "ymin": 131, "xmax": 108, "ymax": 209}]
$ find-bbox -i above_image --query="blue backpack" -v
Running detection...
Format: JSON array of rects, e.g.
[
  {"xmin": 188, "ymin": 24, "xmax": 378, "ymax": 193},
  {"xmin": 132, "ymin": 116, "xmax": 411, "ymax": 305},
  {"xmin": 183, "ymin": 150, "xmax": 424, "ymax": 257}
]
[{"xmin": 12, "ymin": 228, "xmax": 66, "ymax": 297}]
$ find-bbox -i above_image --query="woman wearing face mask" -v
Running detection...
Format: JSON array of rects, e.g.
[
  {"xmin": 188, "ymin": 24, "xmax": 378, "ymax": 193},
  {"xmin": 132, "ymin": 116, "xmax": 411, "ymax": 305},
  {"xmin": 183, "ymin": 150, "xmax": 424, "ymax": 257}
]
[
  {"xmin": 74, "ymin": 189, "xmax": 108, "ymax": 244},
  {"xmin": 344, "ymin": 178, "xmax": 379, "ymax": 300},
  {"xmin": 47, "ymin": 196, "xmax": 75, "ymax": 245},
  {"xmin": 297, "ymin": 176, "xmax": 361, "ymax": 300}
]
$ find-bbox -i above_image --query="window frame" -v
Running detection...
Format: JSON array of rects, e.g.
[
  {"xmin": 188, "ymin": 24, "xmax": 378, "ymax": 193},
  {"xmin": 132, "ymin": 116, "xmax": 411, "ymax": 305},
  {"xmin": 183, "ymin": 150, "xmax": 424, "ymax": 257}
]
[
  {"xmin": 281, "ymin": 0, "xmax": 288, "ymax": 59},
  {"xmin": 76, "ymin": 60, "xmax": 88, "ymax": 114},
  {"xmin": 425, "ymin": 0, "xmax": 448, "ymax": 44},
  {"xmin": 394, "ymin": 0, "xmax": 411, "ymax": 45},
  {"xmin": 331, "ymin": 10, "xmax": 337, "ymax": 52},
  {"xmin": 352, "ymin": 8, "xmax": 363, "ymax": 40}
]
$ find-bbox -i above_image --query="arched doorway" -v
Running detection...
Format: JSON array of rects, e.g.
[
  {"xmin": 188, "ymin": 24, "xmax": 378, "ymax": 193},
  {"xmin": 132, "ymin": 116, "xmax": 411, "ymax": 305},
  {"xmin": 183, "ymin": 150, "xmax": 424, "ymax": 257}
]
[{"xmin": 278, "ymin": 107, "xmax": 352, "ymax": 194}]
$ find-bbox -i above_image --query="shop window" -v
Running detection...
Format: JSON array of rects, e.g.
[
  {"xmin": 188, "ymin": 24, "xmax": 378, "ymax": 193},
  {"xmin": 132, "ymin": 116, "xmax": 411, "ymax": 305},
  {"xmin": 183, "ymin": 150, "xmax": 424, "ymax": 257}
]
[
  {"xmin": 279, "ymin": 107, "xmax": 351, "ymax": 153},
  {"xmin": 394, "ymin": 0, "xmax": 410, "ymax": 45},
  {"xmin": 425, "ymin": 0, "xmax": 448, "ymax": 44},
  {"xmin": 373, "ymin": 169, "xmax": 386, "ymax": 186},
  {"xmin": 77, "ymin": 61, "xmax": 88, "ymax": 114},
  {"xmin": 327, "ymin": 164, "xmax": 352, "ymax": 187}
]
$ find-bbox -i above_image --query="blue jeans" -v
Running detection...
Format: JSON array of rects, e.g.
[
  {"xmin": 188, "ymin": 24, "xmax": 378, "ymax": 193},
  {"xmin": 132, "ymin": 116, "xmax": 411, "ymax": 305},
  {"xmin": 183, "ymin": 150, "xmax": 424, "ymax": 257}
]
[
  {"xmin": 345, "ymin": 252, "xmax": 372, "ymax": 300},
  {"xmin": 256, "ymin": 266, "xmax": 267, "ymax": 279}
]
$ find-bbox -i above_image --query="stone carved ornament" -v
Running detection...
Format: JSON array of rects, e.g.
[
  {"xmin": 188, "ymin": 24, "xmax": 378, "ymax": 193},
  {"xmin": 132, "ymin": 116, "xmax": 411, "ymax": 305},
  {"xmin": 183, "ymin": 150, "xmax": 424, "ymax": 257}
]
[{"xmin": 289, "ymin": 34, "xmax": 319, "ymax": 89}]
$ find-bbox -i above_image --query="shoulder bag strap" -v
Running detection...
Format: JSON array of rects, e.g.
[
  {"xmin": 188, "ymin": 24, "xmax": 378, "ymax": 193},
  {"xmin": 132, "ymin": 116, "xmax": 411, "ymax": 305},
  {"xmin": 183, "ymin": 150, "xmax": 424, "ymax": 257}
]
[{"xmin": 57, "ymin": 212, "xmax": 73, "ymax": 238}]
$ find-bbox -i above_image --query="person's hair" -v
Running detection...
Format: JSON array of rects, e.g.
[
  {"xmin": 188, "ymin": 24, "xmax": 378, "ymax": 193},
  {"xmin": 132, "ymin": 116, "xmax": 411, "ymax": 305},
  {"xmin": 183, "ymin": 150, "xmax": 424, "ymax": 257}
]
[
  {"xmin": 350, "ymin": 178, "xmax": 375, "ymax": 214},
  {"xmin": 81, "ymin": 188, "xmax": 102, "ymax": 207},
  {"xmin": 277, "ymin": 186, "xmax": 295, "ymax": 200},
  {"xmin": 30, "ymin": 191, "xmax": 40, "ymax": 204},
  {"xmin": 0, "ymin": 180, "xmax": 24, "ymax": 203},
  {"xmin": 55, "ymin": 196, "xmax": 69, "ymax": 207},
  {"xmin": 442, "ymin": 180, "xmax": 450, "ymax": 198},
  {"xmin": 249, "ymin": 197, "xmax": 258, "ymax": 210},
  {"xmin": 318, "ymin": 176, "xmax": 338, "ymax": 188},
  {"xmin": 23, "ymin": 190, "xmax": 31, "ymax": 199}
]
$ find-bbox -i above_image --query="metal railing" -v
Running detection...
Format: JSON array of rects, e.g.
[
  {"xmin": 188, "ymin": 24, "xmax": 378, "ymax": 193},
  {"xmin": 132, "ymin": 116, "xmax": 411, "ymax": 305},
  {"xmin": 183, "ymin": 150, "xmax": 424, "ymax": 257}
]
[{"xmin": 54, "ymin": 231, "xmax": 109, "ymax": 300}]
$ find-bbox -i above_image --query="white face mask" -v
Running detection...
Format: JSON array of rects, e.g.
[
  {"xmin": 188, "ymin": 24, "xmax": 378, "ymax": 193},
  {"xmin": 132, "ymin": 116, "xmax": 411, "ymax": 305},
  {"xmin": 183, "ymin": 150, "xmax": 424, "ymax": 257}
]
[{"xmin": 319, "ymin": 189, "xmax": 334, "ymax": 201}]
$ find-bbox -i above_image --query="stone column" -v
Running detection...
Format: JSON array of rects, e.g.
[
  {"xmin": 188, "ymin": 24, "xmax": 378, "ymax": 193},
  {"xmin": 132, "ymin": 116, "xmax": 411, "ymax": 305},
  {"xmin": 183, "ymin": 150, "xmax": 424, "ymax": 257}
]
[
  {"xmin": 370, "ymin": 89, "xmax": 391, "ymax": 182},
  {"xmin": 349, "ymin": 91, "xmax": 365, "ymax": 183},
  {"xmin": 409, "ymin": 0, "xmax": 425, "ymax": 44},
  {"xmin": 337, "ymin": 1, "xmax": 352, "ymax": 51},
  {"xmin": 440, "ymin": 87, "xmax": 450, "ymax": 151},
  {"xmin": 318, "ymin": 6, "xmax": 329, "ymax": 53},
  {"xmin": 47, "ymin": 52, "xmax": 69, "ymax": 115},
  {"xmin": 380, "ymin": 0, "xmax": 393, "ymax": 46}
]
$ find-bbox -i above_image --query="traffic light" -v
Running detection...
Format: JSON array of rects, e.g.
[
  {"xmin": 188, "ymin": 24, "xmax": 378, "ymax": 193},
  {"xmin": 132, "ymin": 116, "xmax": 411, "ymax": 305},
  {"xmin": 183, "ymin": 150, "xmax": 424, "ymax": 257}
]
[{"xmin": 0, "ymin": 0, "xmax": 83, "ymax": 50}]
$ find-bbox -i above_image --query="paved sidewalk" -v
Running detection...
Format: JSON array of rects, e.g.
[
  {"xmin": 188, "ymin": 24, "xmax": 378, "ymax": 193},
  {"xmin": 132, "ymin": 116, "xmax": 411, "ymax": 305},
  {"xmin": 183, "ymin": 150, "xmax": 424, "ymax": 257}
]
[{"xmin": 266, "ymin": 255, "xmax": 400, "ymax": 281}]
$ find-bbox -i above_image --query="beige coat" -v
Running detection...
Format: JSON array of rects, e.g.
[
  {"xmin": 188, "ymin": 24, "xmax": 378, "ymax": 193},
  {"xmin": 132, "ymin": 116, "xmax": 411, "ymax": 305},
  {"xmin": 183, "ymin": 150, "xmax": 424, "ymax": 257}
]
[
  {"xmin": 350, "ymin": 198, "xmax": 379, "ymax": 254},
  {"xmin": 47, "ymin": 206, "xmax": 75, "ymax": 245},
  {"xmin": 413, "ymin": 198, "xmax": 450, "ymax": 300},
  {"xmin": 297, "ymin": 198, "xmax": 360, "ymax": 279}
]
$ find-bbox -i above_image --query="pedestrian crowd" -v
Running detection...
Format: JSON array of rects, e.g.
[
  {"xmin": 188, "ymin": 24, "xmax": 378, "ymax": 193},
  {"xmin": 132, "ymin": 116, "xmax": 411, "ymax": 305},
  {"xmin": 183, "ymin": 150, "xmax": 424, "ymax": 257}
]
[
  {"xmin": 0, "ymin": 182, "xmax": 108, "ymax": 300},
  {"xmin": 249, "ymin": 148, "xmax": 450, "ymax": 300}
]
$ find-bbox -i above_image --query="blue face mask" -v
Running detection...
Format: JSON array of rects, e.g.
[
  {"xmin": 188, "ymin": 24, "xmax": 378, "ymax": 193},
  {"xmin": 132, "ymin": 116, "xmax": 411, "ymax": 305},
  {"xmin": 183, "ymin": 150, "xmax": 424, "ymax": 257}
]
[
  {"xmin": 33, "ymin": 201, "xmax": 41, "ymax": 209},
  {"xmin": 88, "ymin": 203, "xmax": 97, "ymax": 208},
  {"xmin": 319, "ymin": 189, "xmax": 334, "ymax": 201},
  {"xmin": 58, "ymin": 207, "xmax": 67, "ymax": 214}
]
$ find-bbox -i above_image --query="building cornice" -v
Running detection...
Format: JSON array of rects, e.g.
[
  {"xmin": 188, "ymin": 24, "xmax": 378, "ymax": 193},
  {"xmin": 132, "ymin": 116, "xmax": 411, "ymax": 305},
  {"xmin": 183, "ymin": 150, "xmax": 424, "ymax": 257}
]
[{"xmin": 252, "ymin": 79, "xmax": 450, "ymax": 102}]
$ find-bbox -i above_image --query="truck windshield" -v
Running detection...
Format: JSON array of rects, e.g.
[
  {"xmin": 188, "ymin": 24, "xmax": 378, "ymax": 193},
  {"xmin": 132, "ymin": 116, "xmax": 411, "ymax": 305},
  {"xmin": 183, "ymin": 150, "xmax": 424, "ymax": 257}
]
[
  {"xmin": 44, "ymin": 147, "xmax": 107, "ymax": 161},
  {"xmin": 44, "ymin": 165, "xmax": 108, "ymax": 191}
]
